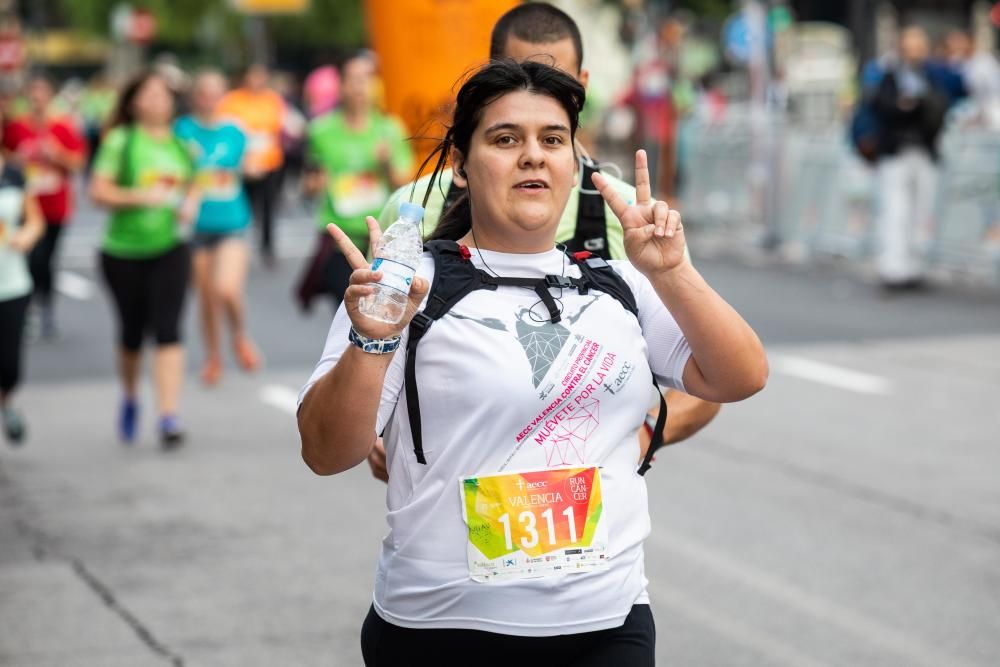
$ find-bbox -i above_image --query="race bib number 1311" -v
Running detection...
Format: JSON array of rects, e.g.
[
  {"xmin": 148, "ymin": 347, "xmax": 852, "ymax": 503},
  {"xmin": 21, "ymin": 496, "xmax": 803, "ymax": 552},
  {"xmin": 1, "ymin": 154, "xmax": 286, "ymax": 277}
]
[{"xmin": 460, "ymin": 466, "xmax": 607, "ymax": 582}]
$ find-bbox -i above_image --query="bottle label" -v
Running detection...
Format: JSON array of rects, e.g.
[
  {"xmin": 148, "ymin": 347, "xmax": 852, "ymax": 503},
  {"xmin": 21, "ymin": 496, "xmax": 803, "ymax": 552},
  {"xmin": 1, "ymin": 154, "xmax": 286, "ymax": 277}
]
[{"xmin": 371, "ymin": 257, "xmax": 415, "ymax": 295}]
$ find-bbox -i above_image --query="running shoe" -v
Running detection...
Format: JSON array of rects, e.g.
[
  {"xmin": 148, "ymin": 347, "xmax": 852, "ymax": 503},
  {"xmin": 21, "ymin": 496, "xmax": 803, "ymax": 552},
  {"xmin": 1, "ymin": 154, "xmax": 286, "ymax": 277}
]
[
  {"xmin": 159, "ymin": 415, "xmax": 185, "ymax": 450},
  {"xmin": 234, "ymin": 337, "xmax": 261, "ymax": 373},
  {"xmin": 2, "ymin": 407, "xmax": 26, "ymax": 445},
  {"xmin": 119, "ymin": 397, "xmax": 139, "ymax": 444}
]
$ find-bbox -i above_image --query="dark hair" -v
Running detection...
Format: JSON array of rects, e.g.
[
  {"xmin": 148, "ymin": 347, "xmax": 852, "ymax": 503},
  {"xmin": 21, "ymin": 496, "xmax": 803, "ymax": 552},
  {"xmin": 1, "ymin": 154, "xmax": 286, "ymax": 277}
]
[
  {"xmin": 336, "ymin": 50, "xmax": 374, "ymax": 77},
  {"xmin": 106, "ymin": 70, "xmax": 172, "ymax": 130},
  {"xmin": 422, "ymin": 59, "xmax": 585, "ymax": 242},
  {"xmin": 489, "ymin": 2, "xmax": 583, "ymax": 73}
]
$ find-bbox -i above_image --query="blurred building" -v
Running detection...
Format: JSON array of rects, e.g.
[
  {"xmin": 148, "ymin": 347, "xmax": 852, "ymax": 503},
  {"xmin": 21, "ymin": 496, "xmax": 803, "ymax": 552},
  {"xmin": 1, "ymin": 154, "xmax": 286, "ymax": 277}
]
[{"xmin": 793, "ymin": 0, "xmax": 992, "ymax": 63}]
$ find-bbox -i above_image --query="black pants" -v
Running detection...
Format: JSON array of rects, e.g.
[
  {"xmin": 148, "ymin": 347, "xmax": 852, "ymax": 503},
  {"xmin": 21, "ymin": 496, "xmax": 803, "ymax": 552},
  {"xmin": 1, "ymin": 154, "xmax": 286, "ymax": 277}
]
[
  {"xmin": 361, "ymin": 604, "xmax": 655, "ymax": 667},
  {"xmin": 244, "ymin": 170, "xmax": 282, "ymax": 259},
  {"xmin": 0, "ymin": 294, "xmax": 30, "ymax": 395},
  {"xmin": 29, "ymin": 221, "xmax": 65, "ymax": 305},
  {"xmin": 100, "ymin": 244, "xmax": 190, "ymax": 352}
]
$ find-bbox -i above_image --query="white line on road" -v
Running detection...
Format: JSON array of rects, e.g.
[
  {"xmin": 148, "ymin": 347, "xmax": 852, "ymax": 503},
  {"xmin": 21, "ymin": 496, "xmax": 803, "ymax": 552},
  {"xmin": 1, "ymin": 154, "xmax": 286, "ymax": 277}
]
[
  {"xmin": 259, "ymin": 384, "xmax": 300, "ymax": 416},
  {"xmin": 55, "ymin": 270, "xmax": 95, "ymax": 301},
  {"xmin": 770, "ymin": 354, "xmax": 892, "ymax": 395},
  {"xmin": 658, "ymin": 589, "xmax": 831, "ymax": 667},
  {"xmin": 649, "ymin": 532, "xmax": 973, "ymax": 667}
]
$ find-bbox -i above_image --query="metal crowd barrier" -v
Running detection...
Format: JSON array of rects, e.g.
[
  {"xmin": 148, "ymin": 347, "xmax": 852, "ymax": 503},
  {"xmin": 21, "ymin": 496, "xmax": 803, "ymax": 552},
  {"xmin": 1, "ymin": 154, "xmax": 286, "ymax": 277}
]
[{"xmin": 679, "ymin": 115, "xmax": 1000, "ymax": 285}]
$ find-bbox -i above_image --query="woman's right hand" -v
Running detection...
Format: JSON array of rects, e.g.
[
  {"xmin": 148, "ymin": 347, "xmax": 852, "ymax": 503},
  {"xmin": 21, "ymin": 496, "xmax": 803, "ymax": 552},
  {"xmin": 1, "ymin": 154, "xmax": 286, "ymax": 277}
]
[{"xmin": 326, "ymin": 216, "xmax": 429, "ymax": 340}]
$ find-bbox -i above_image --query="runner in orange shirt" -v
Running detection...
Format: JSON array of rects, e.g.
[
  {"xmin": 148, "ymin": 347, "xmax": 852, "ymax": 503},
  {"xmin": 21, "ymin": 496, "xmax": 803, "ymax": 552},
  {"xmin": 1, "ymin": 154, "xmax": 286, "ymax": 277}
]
[{"xmin": 218, "ymin": 64, "xmax": 286, "ymax": 267}]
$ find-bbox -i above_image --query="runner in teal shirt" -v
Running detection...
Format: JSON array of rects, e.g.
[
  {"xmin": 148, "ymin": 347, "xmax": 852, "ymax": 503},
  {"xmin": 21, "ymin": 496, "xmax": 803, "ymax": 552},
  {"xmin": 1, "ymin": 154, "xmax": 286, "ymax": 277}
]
[{"xmin": 174, "ymin": 115, "xmax": 250, "ymax": 234}]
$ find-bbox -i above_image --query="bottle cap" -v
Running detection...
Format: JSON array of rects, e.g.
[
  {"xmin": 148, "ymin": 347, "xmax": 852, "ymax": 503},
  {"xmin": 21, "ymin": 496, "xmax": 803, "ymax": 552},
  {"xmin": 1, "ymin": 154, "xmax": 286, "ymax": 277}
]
[{"xmin": 399, "ymin": 202, "xmax": 425, "ymax": 222}]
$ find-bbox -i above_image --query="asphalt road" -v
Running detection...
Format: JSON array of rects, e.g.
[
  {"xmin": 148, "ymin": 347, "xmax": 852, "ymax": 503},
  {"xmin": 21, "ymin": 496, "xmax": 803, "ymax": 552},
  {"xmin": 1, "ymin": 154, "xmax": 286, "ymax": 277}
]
[{"xmin": 1, "ymin": 200, "xmax": 999, "ymax": 666}]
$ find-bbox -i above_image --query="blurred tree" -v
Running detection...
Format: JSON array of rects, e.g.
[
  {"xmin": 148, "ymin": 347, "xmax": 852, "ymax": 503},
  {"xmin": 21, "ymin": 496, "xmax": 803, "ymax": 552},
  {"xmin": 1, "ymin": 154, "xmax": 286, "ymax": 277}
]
[{"xmin": 54, "ymin": 0, "xmax": 365, "ymax": 51}]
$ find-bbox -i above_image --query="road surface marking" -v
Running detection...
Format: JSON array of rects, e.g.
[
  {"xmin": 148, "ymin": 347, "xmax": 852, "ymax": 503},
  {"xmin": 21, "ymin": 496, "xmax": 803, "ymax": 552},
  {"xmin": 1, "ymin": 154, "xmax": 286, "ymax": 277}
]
[
  {"xmin": 658, "ymin": 589, "xmax": 830, "ymax": 667},
  {"xmin": 55, "ymin": 270, "xmax": 95, "ymax": 301},
  {"xmin": 649, "ymin": 532, "xmax": 972, "ymax": 667},
  {"xmin": 770, "ymin": 354, "xmax": 892, "ymax": 395},
  {"xmin": 259, "ymin": 384, "xmax": 299, "ymax": 416}
]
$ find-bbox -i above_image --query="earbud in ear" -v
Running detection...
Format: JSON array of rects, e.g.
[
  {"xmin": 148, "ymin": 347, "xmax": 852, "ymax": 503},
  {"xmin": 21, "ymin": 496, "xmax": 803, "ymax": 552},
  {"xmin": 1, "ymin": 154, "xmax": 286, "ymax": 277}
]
[{"xmin": 457, "ymin": 167, "xmax": 467, "ymax": 178}]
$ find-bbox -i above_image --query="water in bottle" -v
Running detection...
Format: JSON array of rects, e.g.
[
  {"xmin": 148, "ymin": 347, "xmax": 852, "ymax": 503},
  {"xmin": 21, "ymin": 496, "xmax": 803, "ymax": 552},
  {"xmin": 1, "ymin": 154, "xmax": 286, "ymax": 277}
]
[{"xmin": 359, "ymin": 202, "xmax": 424, "ymax": 324}]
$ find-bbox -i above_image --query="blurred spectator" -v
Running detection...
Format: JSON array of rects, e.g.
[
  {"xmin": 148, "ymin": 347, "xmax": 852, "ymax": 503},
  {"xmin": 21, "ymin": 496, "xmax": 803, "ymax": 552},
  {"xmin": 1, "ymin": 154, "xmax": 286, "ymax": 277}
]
[
  {"xmin": 218, "ymin": 64, "xmax": 287, "ymax": 267},
  {"xmin": 620, "ymin": 16, "xmax": 686, "ymax": 199},
  {"xmin": 296, "ymin": 51, "xmax": 413, "ymax": 311},
  {"xmin": 943, "ymin": 29, "xmax": 1000, "ymax": 129},
  {"xmin": 863, "ymin": 26, "xmax": 965, "ymax": 290},
  {"xmin": 2, "ymin": 74, "xmax": 86, "ymax": 339}
]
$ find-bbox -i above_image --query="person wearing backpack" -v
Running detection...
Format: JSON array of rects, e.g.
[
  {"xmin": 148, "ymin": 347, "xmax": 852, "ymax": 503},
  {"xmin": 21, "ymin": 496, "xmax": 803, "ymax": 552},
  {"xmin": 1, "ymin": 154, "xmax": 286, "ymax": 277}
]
[
  {"xmin": 89, "ymin": 71, "xmax": 198, "ymax": 447},
  {"xmin": 298, "ymin": 59, "xmax": 767, "ymax": 665},
  {"xmin": 370, "ymin": 3, "xmax": 720, "ymax": 482}
]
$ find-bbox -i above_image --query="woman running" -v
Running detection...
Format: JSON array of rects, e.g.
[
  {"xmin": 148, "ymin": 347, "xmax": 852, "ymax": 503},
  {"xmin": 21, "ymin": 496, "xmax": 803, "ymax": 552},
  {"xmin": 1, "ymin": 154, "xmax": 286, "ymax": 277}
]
[
  {"xmin": 176, "ymin": 69, "xmax": 260, "ymax": 386},
  {"xmin": 298, "ymin": 60, "xmax": 767, "ymax": 665},
  {"xmin": 0, "ymin": 140, "xmax": 45, "ymax": 444},
  {"xmin": 90, "ymin": 71, "xmax": 197, "ymax": 448},
  {"xmin": 2, "ymin": 74, "xmax": 86, "ymax": 339}
]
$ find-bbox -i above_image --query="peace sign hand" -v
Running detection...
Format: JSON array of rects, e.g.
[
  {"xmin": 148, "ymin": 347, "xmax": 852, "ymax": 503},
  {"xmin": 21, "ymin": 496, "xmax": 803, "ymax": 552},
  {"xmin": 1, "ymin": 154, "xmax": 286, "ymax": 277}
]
[
  {"xmin": 590, "ymin": 149, "xmax": 687, "ymax": 277},
  {"xmin": 326, "ymin": 216, "xmax": 430, "ymax": 340}
]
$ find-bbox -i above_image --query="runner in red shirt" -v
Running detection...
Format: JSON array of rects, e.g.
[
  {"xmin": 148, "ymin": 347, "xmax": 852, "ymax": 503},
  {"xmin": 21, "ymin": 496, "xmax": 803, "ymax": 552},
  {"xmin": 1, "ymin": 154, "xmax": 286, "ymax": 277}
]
[{"xmin": 2, "ymin": 75, "xmax": 86, "ymax": 338}]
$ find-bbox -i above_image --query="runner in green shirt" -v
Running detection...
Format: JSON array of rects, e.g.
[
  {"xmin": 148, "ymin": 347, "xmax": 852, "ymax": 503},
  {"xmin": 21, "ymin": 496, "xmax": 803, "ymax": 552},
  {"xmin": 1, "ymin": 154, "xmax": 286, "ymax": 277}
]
[
  {"xmin": 297, "ymin": 52, "xmax": 413, "ymax": 311},
  {"xmin": 92, "ymin": 125, "xmax": 193, "ymax": 258},
  {"xmin": 89, "ymin": 71, "xmax": 198, "ymax": 448}
]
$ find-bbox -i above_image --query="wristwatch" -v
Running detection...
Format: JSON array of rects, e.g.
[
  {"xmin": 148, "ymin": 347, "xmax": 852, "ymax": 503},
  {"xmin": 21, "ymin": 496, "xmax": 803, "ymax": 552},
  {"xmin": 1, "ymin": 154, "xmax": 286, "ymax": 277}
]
[{"xmin": 348, "ymin": 327, "xmax": 402, "ymax": 354}]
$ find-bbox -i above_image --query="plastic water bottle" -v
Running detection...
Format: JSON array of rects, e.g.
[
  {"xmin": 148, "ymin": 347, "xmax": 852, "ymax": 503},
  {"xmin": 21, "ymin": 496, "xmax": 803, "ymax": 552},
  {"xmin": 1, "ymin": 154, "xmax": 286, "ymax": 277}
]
[{"xmin": 359, "ymin": 202, "xmax": 424, "ymax": 324}]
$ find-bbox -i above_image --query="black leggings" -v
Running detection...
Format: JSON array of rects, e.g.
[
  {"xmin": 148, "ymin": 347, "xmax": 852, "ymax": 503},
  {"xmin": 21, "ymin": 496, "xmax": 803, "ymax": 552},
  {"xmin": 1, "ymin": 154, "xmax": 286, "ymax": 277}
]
[
  {"xmin": 28, "ymin": 221, "xmax": 65, "ymax": 305},
  {"xmin": 0, "ymin": 294, "xmax": 30, "ymax": 395},
  {"xmin": 245, "ymin": 170, "xmax": 282, "ymax": 259},
  {"xmin": 361, "ymin": 604, "xmax": 655, "ymax": 667},
  {"xmin": 100, "ymin": 244, "xmax": 190, "ymax": 352}
]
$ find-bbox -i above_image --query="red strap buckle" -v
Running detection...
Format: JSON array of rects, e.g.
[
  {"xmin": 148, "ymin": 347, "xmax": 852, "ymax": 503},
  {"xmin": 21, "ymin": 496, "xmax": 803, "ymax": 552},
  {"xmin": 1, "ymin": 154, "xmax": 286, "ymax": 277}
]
[
  {"xmin": 458, "ymin": 245, "xmax": 472, "ymax": 261},
  {"xmin": 572, "ymin": 250, "xmax": 592, "ymax": 262}
]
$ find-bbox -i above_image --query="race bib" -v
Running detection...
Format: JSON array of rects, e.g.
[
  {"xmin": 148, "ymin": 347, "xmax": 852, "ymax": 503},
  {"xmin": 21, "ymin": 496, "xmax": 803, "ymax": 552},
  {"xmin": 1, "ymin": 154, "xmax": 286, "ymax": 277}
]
[
  {"xmin": 460, "ymin": 466, "xmax": 608, "ymax": 582},
  {"xmin": 25, "ymin": 163, "xmax": 62, "ymax": 195},
  {"xmin": 195, "ymin": 168, "xmax": 239, "ymax": 201},
  {"xmin": 329, "ymin": 172, "xmax": 387, "ymax": 219},
  {"xmin": 139, "ymin": 171, "xmax": 185, "ymax": 208},
  {"xmin": 247, "ymin": 131, "xmax": 275, "ymax": 156}
]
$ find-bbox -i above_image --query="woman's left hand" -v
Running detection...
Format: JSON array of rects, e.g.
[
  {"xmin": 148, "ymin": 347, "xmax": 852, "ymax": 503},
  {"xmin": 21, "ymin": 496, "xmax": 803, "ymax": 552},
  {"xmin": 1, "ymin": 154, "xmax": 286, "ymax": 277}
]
[{"xmin": 591, "ymin": 149, "xmax": 686, "ymax": 277}]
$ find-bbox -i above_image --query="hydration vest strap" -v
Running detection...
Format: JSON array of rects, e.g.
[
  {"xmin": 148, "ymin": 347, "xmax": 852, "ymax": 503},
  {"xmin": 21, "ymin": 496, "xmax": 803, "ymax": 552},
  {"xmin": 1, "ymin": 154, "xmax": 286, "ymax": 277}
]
[
  {"xmin": 637, "ymin": 382, "xmax": 669, "ymax": 476},
  {"xmin": 568, "ymin": 160, "xmax": 612, "ymax": 259}
]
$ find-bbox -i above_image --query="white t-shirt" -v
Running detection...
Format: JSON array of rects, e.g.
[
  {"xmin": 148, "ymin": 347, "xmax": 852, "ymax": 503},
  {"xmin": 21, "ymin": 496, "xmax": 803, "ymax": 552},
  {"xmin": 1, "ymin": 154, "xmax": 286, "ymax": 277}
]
[{"xmin": 300, "ymin": 247, "xmax": 692, "ymax": 636}]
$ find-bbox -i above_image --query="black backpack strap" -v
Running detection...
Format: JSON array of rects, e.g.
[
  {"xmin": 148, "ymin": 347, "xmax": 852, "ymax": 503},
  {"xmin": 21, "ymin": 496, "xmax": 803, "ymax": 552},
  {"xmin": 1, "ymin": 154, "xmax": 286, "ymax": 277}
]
[
  {"xmin": 567, "ymin": 158, "xmax": 611, "ymax": 259},
  {"xmin": 637, "ymin": 384, "xmax": 668, "ymax": 475},
  {"xmin": 569, "ymin": 252, "xmax": 638, "ymax": 317},
  {"xmin": 568, "ymin": 250, "xmax": 667, "ymax": 475},
  {"xmin": 405, "ymin": 240, "xmax": 497, "ymax": 464}
]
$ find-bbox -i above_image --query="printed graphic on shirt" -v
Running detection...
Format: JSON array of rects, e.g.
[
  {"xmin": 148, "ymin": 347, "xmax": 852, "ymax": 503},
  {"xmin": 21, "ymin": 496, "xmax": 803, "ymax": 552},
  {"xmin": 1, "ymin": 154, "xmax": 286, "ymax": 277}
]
[
  {"xmin": 450, "ymin": 297, "xmax": 600, "ymax": 388},
  {"xmin": 449, "ymin": 296, "xmax": 638, "ymax": 469},
  {"xmin": 460, "ymin": 466, "xmax": 607, "ymax": 582}
]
